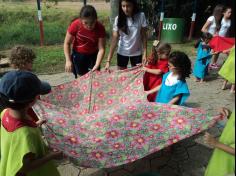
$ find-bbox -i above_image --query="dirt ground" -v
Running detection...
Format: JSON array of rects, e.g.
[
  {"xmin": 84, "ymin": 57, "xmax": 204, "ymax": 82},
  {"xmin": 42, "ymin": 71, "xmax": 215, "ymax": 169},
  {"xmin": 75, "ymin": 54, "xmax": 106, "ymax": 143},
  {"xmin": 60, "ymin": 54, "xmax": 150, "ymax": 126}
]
[{"xmin": 38, "ymin": 54, "xmax": 235, "ymax": 176}]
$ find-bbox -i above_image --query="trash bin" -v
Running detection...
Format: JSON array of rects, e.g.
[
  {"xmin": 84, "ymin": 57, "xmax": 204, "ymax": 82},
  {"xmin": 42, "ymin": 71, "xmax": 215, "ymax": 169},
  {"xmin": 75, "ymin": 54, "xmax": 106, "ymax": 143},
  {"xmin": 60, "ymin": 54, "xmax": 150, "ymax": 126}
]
[{"xmin": 161, "ymin": 18, "xmax": 185, "ymax": 43}]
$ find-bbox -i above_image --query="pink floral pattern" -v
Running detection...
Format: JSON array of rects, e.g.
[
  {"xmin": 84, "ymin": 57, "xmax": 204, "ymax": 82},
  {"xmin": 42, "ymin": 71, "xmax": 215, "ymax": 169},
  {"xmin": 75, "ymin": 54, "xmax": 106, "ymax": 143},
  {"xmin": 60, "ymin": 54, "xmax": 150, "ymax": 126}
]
[{"xmin": 33, "ymin": 67, "xmax": 221, "ymax": 168}]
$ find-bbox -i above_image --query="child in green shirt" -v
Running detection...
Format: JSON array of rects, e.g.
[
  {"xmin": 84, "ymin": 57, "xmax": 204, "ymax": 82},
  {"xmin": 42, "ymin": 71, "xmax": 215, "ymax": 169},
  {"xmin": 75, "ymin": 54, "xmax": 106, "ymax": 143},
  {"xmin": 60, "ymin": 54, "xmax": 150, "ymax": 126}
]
[{"xmin": 204, "ymin": 108, "xmax": 235, "ymax": 176}]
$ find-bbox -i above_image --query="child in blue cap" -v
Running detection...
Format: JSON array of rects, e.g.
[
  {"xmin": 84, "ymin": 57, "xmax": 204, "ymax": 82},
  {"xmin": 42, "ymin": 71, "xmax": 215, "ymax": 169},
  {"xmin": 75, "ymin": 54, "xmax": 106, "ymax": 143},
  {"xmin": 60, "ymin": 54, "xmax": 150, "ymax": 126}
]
[{"xmin": 0, "ymin": 71, "xmax": 61, "ymax": 176}]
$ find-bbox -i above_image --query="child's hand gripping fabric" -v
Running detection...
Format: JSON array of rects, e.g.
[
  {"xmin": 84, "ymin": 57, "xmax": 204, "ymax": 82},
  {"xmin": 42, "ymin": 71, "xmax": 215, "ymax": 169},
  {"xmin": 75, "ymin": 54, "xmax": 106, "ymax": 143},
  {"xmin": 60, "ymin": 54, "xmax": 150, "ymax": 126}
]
[
  {"xmin": 204, "ymin": 107, "xmax": 235, "ymax": 176},
  {"xmin": 36, "ymin": 119, "xmax": 47, "ymax": 127},
  {"xmin": 204, "ymin": 132, "xmax": 220, "ymax": 148},
  {"xmin": 204, "ymin": 107, "xmax": 235, "ymax": 155}
]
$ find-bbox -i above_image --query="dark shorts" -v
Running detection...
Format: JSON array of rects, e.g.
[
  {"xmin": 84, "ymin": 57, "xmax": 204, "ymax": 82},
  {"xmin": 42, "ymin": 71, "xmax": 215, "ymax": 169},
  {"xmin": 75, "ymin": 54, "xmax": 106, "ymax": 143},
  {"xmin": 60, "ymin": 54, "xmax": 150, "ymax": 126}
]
[
  {"xmin": 117, "ymin": 54, "xmax": 142, "ymax": 68},
  {"xmin": 71, "ymin": 50, "xmax": 99, "ymax": 78}
]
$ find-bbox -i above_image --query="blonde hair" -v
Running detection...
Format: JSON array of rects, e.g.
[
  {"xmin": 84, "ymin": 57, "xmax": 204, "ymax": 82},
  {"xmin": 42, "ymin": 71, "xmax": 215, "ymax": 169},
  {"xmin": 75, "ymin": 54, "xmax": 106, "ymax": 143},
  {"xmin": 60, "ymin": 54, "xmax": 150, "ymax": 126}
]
[
  {"xmin": 151, "ymin": 41, "xmax": 171, "ymax": 64},
  {"xmin": 10, "ymin": 46, "xmax": 35, "ymax": 70},
  {"xmin": 157, "ymin": 43, "xmax": 172, "ymax": 55}
]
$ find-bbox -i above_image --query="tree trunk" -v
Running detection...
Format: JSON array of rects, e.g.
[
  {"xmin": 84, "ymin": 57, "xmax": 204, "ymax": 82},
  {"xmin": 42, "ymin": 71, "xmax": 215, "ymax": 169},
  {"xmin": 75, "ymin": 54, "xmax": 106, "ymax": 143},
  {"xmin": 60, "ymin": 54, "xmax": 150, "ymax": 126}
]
[{"xmin": 110, "ymin": 0, "xmax": 119, "ymax": 26}]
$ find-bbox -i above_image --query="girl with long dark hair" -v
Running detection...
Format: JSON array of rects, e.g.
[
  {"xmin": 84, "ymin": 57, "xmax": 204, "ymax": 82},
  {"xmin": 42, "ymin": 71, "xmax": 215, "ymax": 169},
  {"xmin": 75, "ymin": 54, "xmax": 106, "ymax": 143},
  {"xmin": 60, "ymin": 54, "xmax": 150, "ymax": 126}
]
[
  {"xmin": 219, "ymin": 6, "xmax": 232, "ymax": 37},
  {"xmin": 201, "ymin": 4, "xmax": 224, "ymax": 69},
  {"xmin": 201, "ymin": 4, "xmax": 224, "ymax": 35},
  {"xmin": 105, "ymin": 0, "xmax": 148, "ymax": 70}
]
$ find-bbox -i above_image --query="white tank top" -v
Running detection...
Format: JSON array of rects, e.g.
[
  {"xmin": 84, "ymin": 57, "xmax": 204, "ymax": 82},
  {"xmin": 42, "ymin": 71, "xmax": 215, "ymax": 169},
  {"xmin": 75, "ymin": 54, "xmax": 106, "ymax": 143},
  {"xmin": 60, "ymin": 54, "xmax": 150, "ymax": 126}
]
[
  {"xmin": 207, "ymin": 16, "xmax": 217, "ymax": 35},
  {"xmin": 219, "ymin": 18, "xmax": 231, "ymax": 37}
]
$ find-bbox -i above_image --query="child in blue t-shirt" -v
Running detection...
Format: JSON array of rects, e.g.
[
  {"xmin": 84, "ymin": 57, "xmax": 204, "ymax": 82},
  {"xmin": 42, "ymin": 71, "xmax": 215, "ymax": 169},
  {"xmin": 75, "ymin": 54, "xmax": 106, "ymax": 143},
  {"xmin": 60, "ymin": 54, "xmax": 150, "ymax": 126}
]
[
  {"xmin": 146, "ymin": 51, "xmax": 192, "ymax": 106},
  {"xmin": 193, "ymin": 32, "xmax": 214, "ymax": 83}
]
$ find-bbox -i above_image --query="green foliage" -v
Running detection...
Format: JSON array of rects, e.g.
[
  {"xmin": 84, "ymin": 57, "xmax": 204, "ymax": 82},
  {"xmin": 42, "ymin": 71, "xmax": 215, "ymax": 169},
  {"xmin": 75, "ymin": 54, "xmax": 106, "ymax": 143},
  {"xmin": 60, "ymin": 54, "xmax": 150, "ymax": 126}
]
[
  {"xmin": 139, "ymin": 0, "xmax": 159, "ymax": 21},
  {"xmin": 138, "ymin": 0, "xmax": 159, "ymax": 37}
]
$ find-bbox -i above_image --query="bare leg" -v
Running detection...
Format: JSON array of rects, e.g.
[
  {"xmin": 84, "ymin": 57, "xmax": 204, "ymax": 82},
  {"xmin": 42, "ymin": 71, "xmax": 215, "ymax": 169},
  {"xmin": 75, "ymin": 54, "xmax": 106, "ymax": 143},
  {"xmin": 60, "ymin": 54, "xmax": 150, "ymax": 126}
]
[
  {"xmin": 211, "ymin": 54, "xmax": 219, "ymax": 65},
  {"xmin": 195, "ymin": 77, "xmax": 200, "ymax": 82},
  {"xmin": 230, "ymin": 84, "xmax": 235, "ymax": 93},
  {"xmin": 222, "ymin": 80, "xmax": 228, "ymax": 90},
  {"xmin": 200, "ymin": 79, "xmax": 204, "ymax": 83}
]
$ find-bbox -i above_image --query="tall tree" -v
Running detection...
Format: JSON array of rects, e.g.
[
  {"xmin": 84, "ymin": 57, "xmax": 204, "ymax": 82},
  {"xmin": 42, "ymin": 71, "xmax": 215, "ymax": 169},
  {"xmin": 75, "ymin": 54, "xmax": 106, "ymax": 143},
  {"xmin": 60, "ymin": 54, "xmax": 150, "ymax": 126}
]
[{"xmin": 110, "ymin": 0, "xmax": 119, "ymax": 26}]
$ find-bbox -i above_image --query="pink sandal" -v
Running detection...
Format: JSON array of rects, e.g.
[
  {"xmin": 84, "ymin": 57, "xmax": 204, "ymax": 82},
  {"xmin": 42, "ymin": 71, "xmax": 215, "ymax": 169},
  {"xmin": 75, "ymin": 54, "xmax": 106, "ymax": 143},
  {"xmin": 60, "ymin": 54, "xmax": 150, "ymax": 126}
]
[{"xmin": 209, "ymin": 63, "xmax": 220, "ymax": 69}]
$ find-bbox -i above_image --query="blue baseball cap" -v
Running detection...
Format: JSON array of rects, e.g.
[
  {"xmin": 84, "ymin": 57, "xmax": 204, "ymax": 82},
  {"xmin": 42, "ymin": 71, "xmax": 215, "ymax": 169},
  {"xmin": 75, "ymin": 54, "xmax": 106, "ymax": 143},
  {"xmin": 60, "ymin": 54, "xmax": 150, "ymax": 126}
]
[{"xmin": 0, "ymin": 71, "xmax": 51, "ymax": 103}]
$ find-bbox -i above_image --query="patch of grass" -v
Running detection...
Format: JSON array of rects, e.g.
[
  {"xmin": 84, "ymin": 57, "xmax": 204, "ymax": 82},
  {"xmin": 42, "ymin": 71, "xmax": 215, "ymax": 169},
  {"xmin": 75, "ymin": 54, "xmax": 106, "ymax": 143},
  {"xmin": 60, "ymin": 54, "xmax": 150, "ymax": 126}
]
[
  {"xmin": 1, "ymin": 38, "xmax": 196, "ymax": 75},
  {"xmin": 0, "ymin": 2, "xmax": 110, "ymax": 49},
  {"xmin": 32, "ymin": 45, "xmax": 65, "ymax": 74},
  {"xmin": 29, "ymin": 40, "xmax": 196, "ymax": 74},
  {"xmin": 171, "ymin": 40, "xmax": 196, "ymax": 57},
  {"xmin": 1, "ymin": 40, "xmax": 196, "ymax": 74}
]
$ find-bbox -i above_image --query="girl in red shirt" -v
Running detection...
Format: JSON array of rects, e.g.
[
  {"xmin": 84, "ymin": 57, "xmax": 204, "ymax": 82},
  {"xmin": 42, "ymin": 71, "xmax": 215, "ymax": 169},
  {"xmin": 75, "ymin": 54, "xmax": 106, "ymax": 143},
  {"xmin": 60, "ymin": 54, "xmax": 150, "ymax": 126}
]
[
  {"xmin": 64, "ymin": 5, "xmax": 106, "ymax": 78},
  {"xmin": 143, "ymin": 41, "xmax": 171, "ymax": 102}
]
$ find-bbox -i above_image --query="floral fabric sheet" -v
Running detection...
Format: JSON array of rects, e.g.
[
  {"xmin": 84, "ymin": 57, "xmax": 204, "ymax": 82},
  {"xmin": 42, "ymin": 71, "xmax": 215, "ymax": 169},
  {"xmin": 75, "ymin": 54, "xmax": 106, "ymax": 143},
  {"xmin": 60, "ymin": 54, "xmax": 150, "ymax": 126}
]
[{"xmin": 33, "ymin": 67, "xmax": 220, "ymax": 168}]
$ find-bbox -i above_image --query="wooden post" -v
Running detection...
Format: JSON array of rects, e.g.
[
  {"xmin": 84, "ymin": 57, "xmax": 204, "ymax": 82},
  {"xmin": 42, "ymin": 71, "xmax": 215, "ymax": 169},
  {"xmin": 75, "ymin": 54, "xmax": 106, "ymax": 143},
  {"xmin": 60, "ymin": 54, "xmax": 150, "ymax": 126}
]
[
  {"xmin": 110, "ymin": 0, "xmax": 119, "ymax": 36},
  {"xmin": 158, "ymin": 0, "xmax": 165, "ymax": 40},
  {"xmin": 37, "ymin": 0, "xmax": 44, "ymax": 46},
  {"xmin": 188, "ymin": 0, "xmax": 197, "ymax": 40},
  {"xmin": 110, "ymin": 0, "xmax": 119, "ymax": 26}
]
